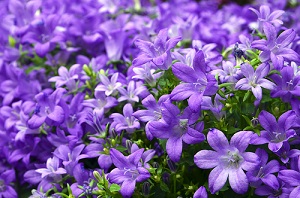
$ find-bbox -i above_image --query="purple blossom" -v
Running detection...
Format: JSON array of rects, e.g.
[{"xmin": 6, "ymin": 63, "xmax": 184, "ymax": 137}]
[
  {"xmin": 274, "ymin": 142, "xmax": 300, "ymax": 164},
  {"xmin": 107, "ymin": 148, "xmax": 150, "ymax": 198},
  {"xmin": 132, "ymin": 63, "xmax": 162, "ymax": 87},
  {"xmin": 48, "ymin": 65, "xmax": 80, "ymax": 91},
  {"xmin": 211, "ymin": 60, "xmax": 242, "ymax": 83},
  {"xmin": 251, "ymin": 22, "xmax": 300, "ymax": 70},
  {"xmin": 133, "ymin": 28, "xmax": 181, "ymax": 70},
  {"xmin": 35, "ymin": 156, "xmax": 67, "ymax": 181},
  {"xmin": 249, "ymin": 5, "xmax": 284, "ymax": 31},
  {"xmin": 149, "ymin": 103, "xmax": 205, "ymax": 162},
  {"xmin": 0, "ymin": 169, "xmax": 17, "ymax": 198},
  {"xmin": 170, "ymin": 50, "xmax": 218, "ymax": 112},
  {"xmin": 235, "ymin": 63, "xmax": 276, "ymax": 105},
  {"xmin": 194, "ymin": 129, "xmax": 259, "ymax": 194},
  {"xmin": 193, "ymin": 186, "xmax": 207, "ymax": 198},
  {"xmin": 246, "ymin": 148, "xmax": 280, "ymax": 188},
  {"xmin": 255, "ymin": 176, "xmax": 292, "ymax": 198},
  {"xmin": 278, "ymin": 169, "xmax": 300, "ymax": 198},
  {"xmin": 251, "ymin": 110, "xmax": 297, "ymax": 152},
  {"xmin": 110, "ymin": 103, "xmax": 140, "ymax": 134},
  {"xmin": 271, "ymin": 66, "xmax": 300, "ymax": 102},
  {"xmin": 133, "ymin": 94, "xmax": 169, "ymax": 140},
  {"xmin": 201, "ymin": 95, "xmax": 225, "ymax": 120},
  {"xmin": 95, "ymin": 73, "xmax": 122, "ymax": 96},
  {"xmin": 28, "ymin": 88, "xmax": 67, "ymax": 129},
  {"xmin": 117, "ymin": 80, "xmax": 146, "ymax": 103}
]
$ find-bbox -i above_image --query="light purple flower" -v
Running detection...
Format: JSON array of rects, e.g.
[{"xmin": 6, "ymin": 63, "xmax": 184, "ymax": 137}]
[
  {"xmin": 35, "ymin": 156, "xmax": 67, "ymax": 181},
  {"xmin": 251, "ymin": 110, "xmax": 297, "ymax": 152},
  {"xmin": 251, "ymin": 22, "xmax": 300, "ymax": 70},
  {"xmin": 235, "ymin": 63, "xmax": 276, "ymax": 105},
  {"xmin": 117, "ymin": 80, "xmax": 146, "ymax": 103},
  {"xmin": 107, "ymin": 148, "xmax": 150, "ymax": 198},
  {"xmin": 95, "ymin": 73, "xmax": 122, "ymax": 96},
  {"xmin": 110, "ymin": 103, "xmax": 140, "ymax": 134},
  {"xmin": 133, "ymin": 28, "xmax": 181, "ymax": 70},
  {"xmin": 194, "ymin": 129, "xmax": 259, "ymax": 194}
]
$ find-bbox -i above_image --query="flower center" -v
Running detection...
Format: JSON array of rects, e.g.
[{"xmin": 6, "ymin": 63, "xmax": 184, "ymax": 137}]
[
  {"xmin": 124, "ymin": 168, "xmax": 139, "ymax": 179},
  {"xmin": 222, "ymin": 150, "xmax": 243, "ymax": 168}
]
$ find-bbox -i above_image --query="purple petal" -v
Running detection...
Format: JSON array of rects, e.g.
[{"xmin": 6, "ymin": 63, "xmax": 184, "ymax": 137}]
[
  {"xmin": 35, "ymin": 42, "xmax": 51, "ymax": 57},
  {"xmin": 28, "ymin": 114, "xmax": 46, "ymax": 129},
  {"xmin": 208, "ymin": 166, "xmax": 229, "ymax": 194},
  {"xmin": 207, "ymin": 129, "xmax": 229, "ymax": 152},
  {"xmin": 241, "ymin": 152, "xmax": 260, "ymax": 171},
  {"xmin": 120, "ymin": 179, "xmax": 136, "ymax": 198},
  {"xmin": 110, "ymin": 149, "xmax": 133, "ymax": 169},
  {"xmin": 193, "ymin": 186, "xmax": 207, "ymax": 198},
  {"xmin": 170, "ymin": 83, "xmax": 196, "ymax": 101},
  {"xmin": 277, "ymin": 29, "xmax": 295, "ymax": 48},
  {"xmin": 278, "ymin": 170, "xmax": 300, "ymax": 186},
  {"xmin": 193, "ymin": 50, "xmax": 206, "ymax": 74},
  {"xmin": 261, "ymin": 174, "xmax": 279, "ymax": 190},
  {"xmin": 172, "ymin": 62, "xmax": 198, "ymax": 83},
  {"xmin": 263, "ymin": 22, "xmax": 276, "ymax": 44},
  {"xmin": 258, "ymin": 110, "xmax": 277, "ymax": 133},
  {"xmin": 194, "ymin": 150, "xmax": 220, "ymax": 169},
  {"xmin": 166, "ymin": 137, "xmax": 182, "ymax": 162},
  {"xmin": 228, "ymin": 168, "xmax": 248, "ymax": 194},
  {"xmin": 230, "ymin": 131, "xmax": 253, "ymax": 152},
  {"xmin": 289, "ymin": 186, "xmax": 300, "ymax": 198},
  {"xmin": 183, "ymin": 127, "xmax": 205, "ymax": 144},
  {"xmin": 188, "ymin": 92, "xmax": 203, "ymax": 112},
  {"xmin": 47, "ymin": 105, "xmax": 65, "ymax": 124}
]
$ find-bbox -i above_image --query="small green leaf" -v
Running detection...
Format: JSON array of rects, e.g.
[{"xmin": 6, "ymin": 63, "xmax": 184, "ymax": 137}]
[
  {"xmin": 160, "ymin": 182, "xmax": 170, "ymax": 193},
  {"xmin": 109, "ymin": 184, "xmax": 121, "ymax": 192},
  {"xmin": 243, "ymin": 91, "xmax": 251, "ymax": 102}
]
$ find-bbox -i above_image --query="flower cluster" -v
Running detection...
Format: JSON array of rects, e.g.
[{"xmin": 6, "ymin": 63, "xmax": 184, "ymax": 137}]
[{"xmin": 1, "ymin": 0, "xmax": 300, "ymax": 197}]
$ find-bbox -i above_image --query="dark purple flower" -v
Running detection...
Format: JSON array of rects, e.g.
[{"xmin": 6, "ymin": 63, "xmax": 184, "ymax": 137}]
[
  {"xmin": 251, "ymin": 22, "xmax": 300, "ymax": 70},
  {"xmin": 27, "ymin": 88, "xmax": 67, "ymax": 129},
  {"xmin": 235, "ymin": 63, "xmax": 276, "ymax": 105},
  {"xmin": 194, "ymin": 129, "xmax": 259, "ymax": 194},
  {"xmin": 107, "ymin": 148, "xmax": 150, "ymax": 198},
  {"xmin": 255, "ymin": 176, "xmax": 292, "ymax": 198},
  {"xmin": 278, "ymin": 169, "xmax": 300, "ymax": 198},
  {"xmin": 246, "ymin": 148, "xmax": 280, "ymax": 188},
  {"xmin": 274, "ymin": 142, "xmax": 300, "ymax": 164},
  {"xmin": 110, "ymin": 103, "xmax": 140, "ymax": 134},
  {"xmin": 133, "ymin": 28, "xmax": 181, "ymax": 70},
  {"xmin": 149, "ymin": 103, "xmax": 205, "ymax": 162},
  {"xmin": 251, "ymin": 110, "xmax": 297, "ymax": 152},
  {"xmin": 171, "ymin": 50, "xmax": 218, "ymax": 112},
  {"xmin": 0, "ymin": 169, "xmax": 17, "ymax": 198}
]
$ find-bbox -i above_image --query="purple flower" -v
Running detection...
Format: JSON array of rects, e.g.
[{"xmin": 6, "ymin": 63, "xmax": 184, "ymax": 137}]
[
  {"xmin": 83, "ymin": 92, "xmax": 117, "ymax": 116},
  {"xmin": 117, "ymin": 80, "xmax": 146, "ymax": 103},
  {"xmin": 35, "ymin": 156, "xmax": 67, "ymax": 181},
  {"xmin": 133, "ymin": 28, "xmax": 181, "ymax": 70},
  {"xmin": 251, "ymin": 110, "xmax": 297, "ymax": 152},
  {"xmin": 28, "ymin": 88, "xmax": 67, "ymax": 129},
  {"xmin": 194, "ymin": 129, "xmax": 259, "ymax": 194},
  {"xmin": 0, "ymin": 169, "xmax": 17, "ymax": 198},
  {"xmin": 251, "ymin": 22, "xmax": 300, "ymax": 70},
  {"xmin": 132, "ymin": 63, "xmax": 162, "ymax": 87},
  {"xmin": 211, "ymin": 60, "xmax": 242, "ymax": 83},
  {"xmin": 249, "ymin": 5, "xmax": 284, "ymax": 31},
  {"xmin": 235, "ymin": 63, "xmax": 276, "ymax": 105},
  {"xmin": 170, "ymin": 50, "xmax": 218, "ymax": 112},
  {"xmin": 255, "ymin": 176, "xmax": 291, "ymax": 198},
  {"xmin": 133, "ymin": 94, "xmax": 169, "ymax": 140},
  {"xmin": 110, "ymin": 103, "xmax": 140, "ymax": 134},
  {"xmin": 275, "ymin": 142, "xmax": 300, "ymax": 164},
  {"xmin": 107, "ymin": 148, "xmax": 150, "ymax": 198},
  {"xmin": 271, "ymin": 66, "xmax": 300, "ymax": 102},
  {"xmin": 48, "ymin": 65, "xmax": 80, "ymax": 91},
  {"xmin": 246, "ymin": 148, "xmax": 280, "ymax": 188},
  {"xmin": 131, "ymin": 143, "xmax": 155, "ymax": 169},
  {"xmin": 149, "ymin": 103, "xmax": 205, "ymax": 162},
  {"xmin": 201, "ymin": 95, "xmax": 225, "ymax": 120},
  {"xmin": 95, "ymin": 73, "xmax": 122, "ymax": 96},
  {"xmin": 278, "ymin": 169, "xmax": 300, "ymax": 198}
]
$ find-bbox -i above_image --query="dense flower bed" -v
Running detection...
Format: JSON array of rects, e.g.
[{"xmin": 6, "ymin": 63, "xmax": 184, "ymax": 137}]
[{"xmin": 1, "ymin": 0, "xmax": 300, "ymax": 197}]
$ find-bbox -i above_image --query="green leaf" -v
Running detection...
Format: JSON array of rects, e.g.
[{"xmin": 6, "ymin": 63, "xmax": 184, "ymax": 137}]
[
  {"xmin": 109, "ymin": 184, "xmax": 121, "ymax": 192},
  {"xmin": 218, "ymin": 83, "xmax": 233, "ymax": 89},
  {"xmin": 160, "ymin": 182, "xmax": 170, "ymax": 193},
  {"xmin": 242, "ymin": 115, "xmax": 252, "ymax": 126},
  {"xmin": 243, "ymin": 91, "xmax": 251, "ymax": 102},
  {"xmin": 115, "ymin": 146, "xmax": 127, "ymax": 152}
]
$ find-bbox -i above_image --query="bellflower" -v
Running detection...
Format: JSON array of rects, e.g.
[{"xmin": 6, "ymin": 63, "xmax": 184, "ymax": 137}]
[
  {"xmin": 133, "ymin": 94, "xmax": 170, "ymax": 140},
  {"xmin": 194, "ymin": 129, "xmax": 259, "ymax": 194},
  {"xmin": 110, "ymin": 103, "xmax": 140, "ymax": 134},
  {"xmin": 246, "ymin": 148, "xmax": 280, "ymax": 188},
  {"xmin": 0, "ymin": 169, "xmax": 17, "ymax": 198},
  {"xmin": 251, "ymin": 22, "xmax": 300, "ymax": 70},
  {"xmin": 117, "ymin": 80, "xmax": 146, "ymax": 103},
  {"xmin": 133, "ymin": 28, "xmax": 181, "ymax": 70},
  {"xmin": 249, "ymin": 5, "xmax": 284, "ymax": 31},
  {"xmin": 250, "ymin": 110, "xmax": 297, "ymax": 152},
  {"xmin": 278, "ymin": 169, "xmax": 300, "ymax": 198},
  {"xmin": 148, "ymin": 103, "xmax": 205, "ymax": 162},
  {"xmin": 235, "ymin": 63, "xmax": 276, "ymax": 105},
  {"xmin": 170, "ymin": 50, "xmax": 218, "ymax": 112},
  {"xmin": 95, "ymin": 73, "xmax": 122, "ymax": 96},
  {"xmin": 28, "ymin": 88, "xmax": 67, "ymax": 129},
  {"xmin": 132, "ymin": 63, "xmax": 162, "ymax": 87},
  {"xmin": 274, "ymin": 142, "xmax": 300, "ymax": 164},
  {"xmin": 255, "ymin": 177, "xmax": 291, "ymax": 198},
  {"xmin": 271, "ymin": 66, "xmax": 300, "ymax": 102},
  {"xmin": 107, "ymin": 148, "xmax": 150, "ymax": 198},
  {"xmin": 35, "ymin": 156, "xmax": 67, "ymax": 181},
  {"xmin": 48, "ymin": 65, "xmax": 80, "ymax": 91}
]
